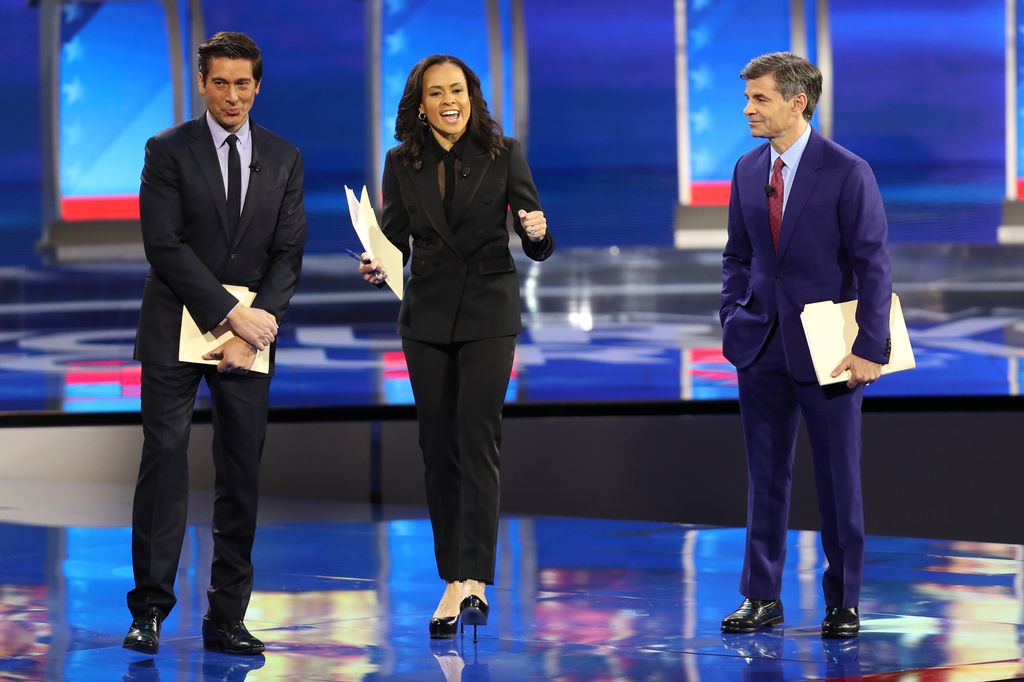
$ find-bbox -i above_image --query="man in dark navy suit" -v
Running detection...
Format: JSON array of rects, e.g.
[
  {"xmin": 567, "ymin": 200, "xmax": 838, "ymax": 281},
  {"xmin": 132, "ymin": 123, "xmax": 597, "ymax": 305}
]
[
  {"xmin": 719, "ymin": 52, "xmax": 891, "ymax": 639},
  {"xmin": 123, "ymin": 32, "xmax": 305, "ymax": 655}
]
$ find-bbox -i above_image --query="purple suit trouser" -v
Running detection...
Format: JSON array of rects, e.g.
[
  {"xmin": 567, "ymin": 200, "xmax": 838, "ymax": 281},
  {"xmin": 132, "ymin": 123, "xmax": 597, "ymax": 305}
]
[{"xmin": 737, "ymin": 323, "xmax": 865, "ymax": 609}]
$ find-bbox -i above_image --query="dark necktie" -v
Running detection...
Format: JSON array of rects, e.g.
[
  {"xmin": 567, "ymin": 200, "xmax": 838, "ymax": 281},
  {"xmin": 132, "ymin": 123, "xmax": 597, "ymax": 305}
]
[
  {"xmin": 226, "ymin": 134, "xmax": 241, "ymax": 241},
  {"xmin": 769, "ymin": 156, "xmax": 785, "ymax": 253}
]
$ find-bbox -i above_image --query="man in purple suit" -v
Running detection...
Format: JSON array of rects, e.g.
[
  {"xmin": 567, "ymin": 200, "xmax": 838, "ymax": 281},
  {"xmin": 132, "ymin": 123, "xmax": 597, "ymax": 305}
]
[{"xmin": 719, "ymin": 52, "xmax": 892, "ymax": 639}]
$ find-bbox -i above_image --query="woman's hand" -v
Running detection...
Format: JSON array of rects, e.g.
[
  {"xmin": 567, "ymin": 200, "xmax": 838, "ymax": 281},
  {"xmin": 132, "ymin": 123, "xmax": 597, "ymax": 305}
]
[
  {"xmin": 358, "ymin": 253, "xmax": 387, "ymax": 286},
  {"xmin": 518, "ymin": 209, "xmax": 547, "ymax": 242}
]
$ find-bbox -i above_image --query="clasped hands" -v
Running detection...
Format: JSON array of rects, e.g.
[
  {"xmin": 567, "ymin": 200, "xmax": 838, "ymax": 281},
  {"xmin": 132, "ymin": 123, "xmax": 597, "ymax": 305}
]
[
  {"xmin": 202, "ymin": 306, "xmax": 278, "ymax": 373},
  {"xmin": 831, "ymin": 353, "xmax": 882, "ymax": 389}
]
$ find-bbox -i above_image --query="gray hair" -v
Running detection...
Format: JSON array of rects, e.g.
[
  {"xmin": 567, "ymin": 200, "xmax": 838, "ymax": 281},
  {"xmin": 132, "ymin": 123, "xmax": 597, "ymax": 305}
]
[{"xmin": 740, "ymin": 52, "xmax": 821, "ymax": 122}]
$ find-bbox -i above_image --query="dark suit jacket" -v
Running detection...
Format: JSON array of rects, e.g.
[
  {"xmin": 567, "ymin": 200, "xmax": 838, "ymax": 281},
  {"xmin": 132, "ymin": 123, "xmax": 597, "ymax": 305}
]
[
  {"xmin": 382, "ymin": 135, "xmax": 554, "ymax": 343},
  {"xmin": 720, "ymin": 128, "xmax": 892, "ymax": 382},
  {"xmin": 134, "ymin": 114, "xmax": 306, "ymax": 371}
]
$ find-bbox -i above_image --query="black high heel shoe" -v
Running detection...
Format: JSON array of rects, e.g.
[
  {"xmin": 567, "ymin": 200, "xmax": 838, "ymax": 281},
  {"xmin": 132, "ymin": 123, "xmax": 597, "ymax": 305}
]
[
  {"xmin": 429, "ymin": 614, "xmax": 459, "ymax": 639},
  {"xmin": 459, "ymin": 595, "xmax": 489, "ymax": 643}
]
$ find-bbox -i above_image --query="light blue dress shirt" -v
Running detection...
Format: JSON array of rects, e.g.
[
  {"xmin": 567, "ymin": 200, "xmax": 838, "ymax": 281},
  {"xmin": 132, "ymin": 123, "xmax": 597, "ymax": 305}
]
[
  {"xmin": 206, "ymin": 111, "xmax": 252, "ymax": 213},
  {"xmin": 768, "ymin": 121, "xmax": 812, "ymax": 215}
]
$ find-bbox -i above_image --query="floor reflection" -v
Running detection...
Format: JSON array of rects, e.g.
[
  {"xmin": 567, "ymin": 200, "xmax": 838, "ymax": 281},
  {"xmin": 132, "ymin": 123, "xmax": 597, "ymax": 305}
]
[{"xmin": 0, "ymin": 484, "xmax": 1021, "ymax": 681}]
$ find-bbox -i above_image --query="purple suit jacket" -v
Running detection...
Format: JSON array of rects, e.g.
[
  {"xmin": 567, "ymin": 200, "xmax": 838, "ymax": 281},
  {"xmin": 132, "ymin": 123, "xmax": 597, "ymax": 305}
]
[{"xmin": 720, "ymin": 128, "xmax": 892, "ymax": 382}]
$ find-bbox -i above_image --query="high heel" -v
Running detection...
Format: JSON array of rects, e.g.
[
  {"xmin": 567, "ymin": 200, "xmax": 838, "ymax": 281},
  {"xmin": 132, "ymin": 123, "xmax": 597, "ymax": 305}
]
[
  {"xmin": 458, "ymin": 595, "xmax": 489, "ymax": 643},
  {"xmin": 429, "ymin": 615, "xmax": 459, "ymax": 639}
]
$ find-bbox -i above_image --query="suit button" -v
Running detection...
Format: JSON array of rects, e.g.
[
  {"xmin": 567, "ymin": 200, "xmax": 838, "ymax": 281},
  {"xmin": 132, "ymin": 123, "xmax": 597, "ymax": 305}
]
[
  {"xmin": 775, "ymin": 275, "xmax": 783, "ymax": 282},
  {"xmin": 230, "ymin": 253, "xmax": 237, "ymax": 260}
]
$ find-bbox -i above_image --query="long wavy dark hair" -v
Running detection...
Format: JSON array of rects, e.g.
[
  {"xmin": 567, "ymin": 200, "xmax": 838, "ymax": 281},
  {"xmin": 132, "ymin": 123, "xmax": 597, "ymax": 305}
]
[{"xmin": 393, "ymin": 55, "xmax": 506, "ymax": 170}]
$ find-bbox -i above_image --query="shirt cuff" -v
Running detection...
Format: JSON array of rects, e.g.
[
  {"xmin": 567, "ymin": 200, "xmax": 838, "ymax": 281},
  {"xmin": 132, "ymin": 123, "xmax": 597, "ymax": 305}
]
[{"xmin": 219, "ymin": 302, "xmax": 240, "ymax": 327}]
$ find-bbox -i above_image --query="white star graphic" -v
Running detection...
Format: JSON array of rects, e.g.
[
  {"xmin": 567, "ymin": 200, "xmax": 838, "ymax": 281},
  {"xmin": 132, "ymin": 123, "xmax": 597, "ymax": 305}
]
[
  {"xmin": 690, "ymin": 25, "xmax": 711, "ymax": 51},
  {"xmin": 690, "ymin": 65, "xmax": 712, "ymax": 92},
  {"xmin": 385, "ymin": 73, "xmax": 406, "ymax": 98},
  {"xmin": 691, "ymin": 108, "xmax": 712, "ymax": 134},
  {"xmin": 64, "ymin": 163, "xmax": 83, "ymax": 185},
  {"xmin": 692, "ymin": 148, "xmax": 714, "ymax": 175},
  {"xmin": 384, "ymin": 29, "xmax": 406, "ymax": 57},
  {"xmin": 62, "ymin": 77, "xmax": 84, "ymax": 104},
  {"xmin": 63, "ymin": 37, "xmax": 83, "ymax": 64},
  {"xmin": 63, "ymin": 122, "xmax": 83, "ymax": 146}
]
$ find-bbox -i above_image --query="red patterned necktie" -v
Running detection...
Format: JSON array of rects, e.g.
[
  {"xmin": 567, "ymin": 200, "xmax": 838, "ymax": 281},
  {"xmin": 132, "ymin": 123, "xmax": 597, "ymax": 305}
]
[{"xmin": 769, "ymin": 156, "xmax": 785, "ymax": 253}]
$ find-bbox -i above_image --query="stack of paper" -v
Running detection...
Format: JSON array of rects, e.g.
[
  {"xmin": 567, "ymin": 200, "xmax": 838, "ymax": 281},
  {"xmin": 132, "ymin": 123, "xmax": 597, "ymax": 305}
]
[{"xmin": 344, "ymin": 185, "xmax": 404, "ymax": 300}]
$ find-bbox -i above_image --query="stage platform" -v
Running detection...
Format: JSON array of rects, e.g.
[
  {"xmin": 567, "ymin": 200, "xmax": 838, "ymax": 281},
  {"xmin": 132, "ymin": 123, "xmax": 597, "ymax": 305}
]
[{"xmin": 0, "ymin": 479, "xmax": 1021, "ymax": 682}]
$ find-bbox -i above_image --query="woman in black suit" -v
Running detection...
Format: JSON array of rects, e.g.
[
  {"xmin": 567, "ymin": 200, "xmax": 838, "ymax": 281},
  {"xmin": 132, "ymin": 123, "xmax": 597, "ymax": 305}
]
[{"xmin": 360, "ymin": 54, "xmax": 553, "ymax": 639}]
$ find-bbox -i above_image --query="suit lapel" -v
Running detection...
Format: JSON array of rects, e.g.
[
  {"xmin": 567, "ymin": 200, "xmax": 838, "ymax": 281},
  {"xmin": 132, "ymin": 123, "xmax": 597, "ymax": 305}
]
[
  {"xmin": 410, "ymin": 147, "xmax": 461, "ymax": 256},
  {"xmin": 232, "ymin": 123, "xmax": 262, "ymax": 249},
  {"xmin": 188, "ymin": 115, "xmax": 229, "ymax": 239},
  {"xmin": 776, "ymin": 128, "xmax": 823, "ymax": 262},
  {"xmin": 747, "ymin": 144, "xmax": 773, "ymax": 254},
  {"xmin": 449, "ymin": 135, "xmax": 492, "ymax": 228}
]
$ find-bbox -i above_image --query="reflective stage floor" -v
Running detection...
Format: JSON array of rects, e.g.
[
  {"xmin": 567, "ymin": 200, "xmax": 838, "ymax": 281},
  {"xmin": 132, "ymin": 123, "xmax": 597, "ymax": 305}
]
[
  {"xmin": 1, "ymin": 244, "xmax": 1023, "ymax": 415},
  {"xmin": 0, "ymin": 479, "xmax": 1022, "ymax": 682}
]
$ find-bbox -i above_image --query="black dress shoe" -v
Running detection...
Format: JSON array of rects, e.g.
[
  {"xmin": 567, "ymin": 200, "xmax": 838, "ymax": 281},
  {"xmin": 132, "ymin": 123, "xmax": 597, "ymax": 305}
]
[
  {"xmin": 821, "ymin": 606, "xmax": 859, "ymax": 638},
  {"xmin": 123, "ymin": 606, "xmax": 162, "ymax": 654},
  {"xmin": 459, "ymin": 595, "xmax": 489, "ymax": 643},
  {"xmin": 721, "ymin": 598, "xmax": 784, "ymax": 633},
  {"xmin": 429, "ymin": 615, "xmax": 459, "ymax": 639},
  {"xmin": 202, "ymin": 616, "xmax": 265, "ymax": 655}
]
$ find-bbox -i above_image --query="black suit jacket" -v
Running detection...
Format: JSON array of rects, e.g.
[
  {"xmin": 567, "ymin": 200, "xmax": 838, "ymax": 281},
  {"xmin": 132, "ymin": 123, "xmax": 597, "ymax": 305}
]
[
  {"xmin": 134, "ymin": 114, "xmax": 306, "ymax": 370},
  {"xmin": 382, "ymin": 135, "xmax": 554, "ymax": 343}
]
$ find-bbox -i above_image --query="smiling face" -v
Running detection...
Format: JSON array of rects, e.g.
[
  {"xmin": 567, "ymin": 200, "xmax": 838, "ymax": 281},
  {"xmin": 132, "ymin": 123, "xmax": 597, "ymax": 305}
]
[
  {"xmin": 742, "ymin": 73, "xmax": 807, "ymax": 152},
  {"xmin": 419, "ymin": 61, "xmax": 472, "ymax": 149},
  {"xmin": 198, "ymin": 56, "xmax": 260, "ymax": 133}
]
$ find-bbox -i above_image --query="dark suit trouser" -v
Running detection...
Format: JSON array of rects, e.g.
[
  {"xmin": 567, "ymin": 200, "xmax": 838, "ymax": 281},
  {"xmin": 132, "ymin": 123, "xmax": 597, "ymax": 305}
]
[
  {"xmin": 736, "ymin": 325, "xmax": 865, "ymax": 608},
  {"xmin": 402, "ymin": 335, "xmax": 517, "ymax": 585},
  {"xmin": 128, "ymin": 362, "xmax": 270, "ymax": 621}
]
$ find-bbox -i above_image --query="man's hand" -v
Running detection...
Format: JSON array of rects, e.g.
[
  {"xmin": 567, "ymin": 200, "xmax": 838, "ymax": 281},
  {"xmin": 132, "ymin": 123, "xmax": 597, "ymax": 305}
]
[
  {"xmin": 227, "ymin": 306, "xmax": 278, "ymax": 351},
  {"xmin": 203, "ymin": 337, "xmax": 257, "ymax": 374},
  {"xmin": 518, "ymin": 209, "xmax": 547, "ymax": 242},
  {"xmin": 831, "ymin": 353, "xmax": 882, "ymax": 389}
]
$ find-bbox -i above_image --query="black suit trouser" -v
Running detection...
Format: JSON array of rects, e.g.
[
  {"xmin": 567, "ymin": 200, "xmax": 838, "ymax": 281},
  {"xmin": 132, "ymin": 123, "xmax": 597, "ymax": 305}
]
[
  {"xmin": 127, "ymin": 362, "xmax": 270, "ymax": 621},
  {"xmin": 402, "ymin": 335, "xmax": 517, "ymax": 584}
]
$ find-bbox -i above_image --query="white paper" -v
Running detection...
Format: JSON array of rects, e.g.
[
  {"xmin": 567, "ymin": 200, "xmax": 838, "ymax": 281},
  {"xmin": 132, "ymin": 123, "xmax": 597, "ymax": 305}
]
[
  {"xmin": 800, "ymin": 293, "xmax": 915, "ymax": 386},
  {"xmin": 344, "ymin": 185, "xmax": 404, "ymax": 300}
]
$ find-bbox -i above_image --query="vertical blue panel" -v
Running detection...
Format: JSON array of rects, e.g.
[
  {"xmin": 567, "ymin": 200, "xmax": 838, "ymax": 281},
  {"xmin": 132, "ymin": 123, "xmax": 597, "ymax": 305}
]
[
  {"xmin": 686, "ymin": 0, "xmax": 789, "ymax": 183},
  {"xmin": 380, "ymin": 2, "xmax": 493, "ymax": 168},
  {"xmin": 1018, "ymin": 0, "xmax": 1024, "ymax": 187},
  {"xmin": 59, "ymin": 2, "xmax": 172, "ymax": 198},
  {"xmin": 832, "ymin": 0, "xmax": 1003, "ymax": 241}
]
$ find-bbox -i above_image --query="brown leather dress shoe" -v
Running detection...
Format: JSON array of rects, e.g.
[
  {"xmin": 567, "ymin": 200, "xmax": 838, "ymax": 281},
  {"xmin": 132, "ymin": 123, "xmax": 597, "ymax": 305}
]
[
  {"xmin": 201, "ymin": 615, "xmax": 265, "ymax": 655},
  {"xmin": 721, "ymin": 598, "xmax": 784, "ymax": 633},
  {"xmin": 123, "ymin": 606, "xmax": 162, "ymax": 654}
]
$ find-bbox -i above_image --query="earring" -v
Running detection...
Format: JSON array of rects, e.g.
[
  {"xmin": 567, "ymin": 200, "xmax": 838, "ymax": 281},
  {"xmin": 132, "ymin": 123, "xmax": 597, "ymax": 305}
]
[{"xmin": 417, "ymin": 111, "xmax": 429, "ymax": 126}]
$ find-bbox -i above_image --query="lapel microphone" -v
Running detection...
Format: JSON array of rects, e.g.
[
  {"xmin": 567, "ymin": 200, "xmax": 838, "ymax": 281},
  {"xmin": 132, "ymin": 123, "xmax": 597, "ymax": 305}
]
[
  {"xmin": 459, "ymin": 167, "xmax": 471, "ymax": 179},
  {"xmin": 763, "ymin": 184, "xmax": 774, "ymax": 197},
  {"xmin": 250, "ymin": 162, "xmax": 261, "ymax": 173}
]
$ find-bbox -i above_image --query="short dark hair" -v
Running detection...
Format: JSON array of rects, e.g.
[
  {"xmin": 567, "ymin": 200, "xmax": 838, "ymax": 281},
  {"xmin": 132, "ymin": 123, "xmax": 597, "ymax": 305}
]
[
  {"xmin": 393, "ymin": 55, "xmax": 506, "ymax": 170},
  {"xmin": 740, "ymin": 52, "xmax": 821, "ymax": 121},
  {"xmin": 198, "ymin": 32, "xmax": 262, "ymax": 85}
]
